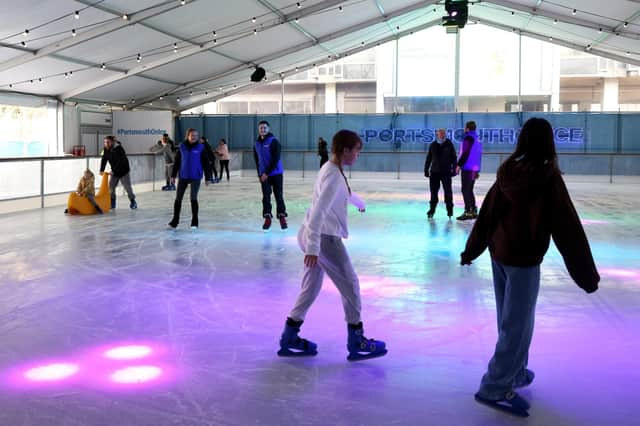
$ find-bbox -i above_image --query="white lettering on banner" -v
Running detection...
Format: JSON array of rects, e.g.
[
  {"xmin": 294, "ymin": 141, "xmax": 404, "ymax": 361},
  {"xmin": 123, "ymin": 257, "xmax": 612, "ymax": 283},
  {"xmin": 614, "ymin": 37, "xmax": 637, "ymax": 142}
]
[{"xmin": 112, "ymin": 111, "xmax": 173, "ymax": 154}]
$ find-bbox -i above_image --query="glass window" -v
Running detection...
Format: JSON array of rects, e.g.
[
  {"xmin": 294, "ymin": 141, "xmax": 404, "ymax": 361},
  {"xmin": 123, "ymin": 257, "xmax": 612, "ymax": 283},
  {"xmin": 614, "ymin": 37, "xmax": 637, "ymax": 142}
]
[
  {"xmin": 397, "ymin": 26, "xmax": 456, "ymax": 97},
  {"xmin": 0, "ymin": 98, "xmax": 59, "ymax": 158}
]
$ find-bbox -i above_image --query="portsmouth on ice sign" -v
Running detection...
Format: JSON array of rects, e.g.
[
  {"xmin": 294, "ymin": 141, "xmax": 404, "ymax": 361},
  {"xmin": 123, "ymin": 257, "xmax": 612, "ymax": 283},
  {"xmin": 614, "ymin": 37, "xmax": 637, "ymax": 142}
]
[
  {"xmin": 359, "ymin": 127, "xmax": 585, "ymax": 145},
  {"xmin": 112, "ymin": 111, "xmax": 174, "ymax": 154}
]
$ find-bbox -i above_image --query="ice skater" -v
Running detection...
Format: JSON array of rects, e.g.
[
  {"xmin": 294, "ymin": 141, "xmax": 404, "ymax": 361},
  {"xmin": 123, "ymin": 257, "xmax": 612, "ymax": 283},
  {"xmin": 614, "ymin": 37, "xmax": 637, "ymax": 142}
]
[
  {"xmin": 277, "ymin": 129, "xmax": 387, "ymax": 362},
  {"xmin": 460, "ymin": 117, "xmax": 599, "ymax": 417},
  {"xmin": 424, "ymin": 128, "xmax": 457, "ymax": 219},
  {"xmin": 150, "ymin": 138, "xmax": 176, "ymax": 190},
  {"xmin": 317, "ymin": 136, "xmax": 329, "ymax": 168},
  {"xmin": 168, "ymin": 128, "xmax": 208, "ymax": 230},
  {"xmin": 456, "ymin": 121, "xmax": 481, "ymax": 220},
  {"xmin": 100, "ymin": 136, "xmax": 137, "ymax": 209},
  {"xmin": 253, "ymin": 120, "xmax": 288, "ymax": 231}
]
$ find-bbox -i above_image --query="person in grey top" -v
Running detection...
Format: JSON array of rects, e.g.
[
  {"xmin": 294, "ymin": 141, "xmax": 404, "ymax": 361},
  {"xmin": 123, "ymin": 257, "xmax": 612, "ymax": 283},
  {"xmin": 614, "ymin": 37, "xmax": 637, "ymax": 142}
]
[{"xmin": 150, "ymin": 136, "xmax": 176, "ymax": 190}]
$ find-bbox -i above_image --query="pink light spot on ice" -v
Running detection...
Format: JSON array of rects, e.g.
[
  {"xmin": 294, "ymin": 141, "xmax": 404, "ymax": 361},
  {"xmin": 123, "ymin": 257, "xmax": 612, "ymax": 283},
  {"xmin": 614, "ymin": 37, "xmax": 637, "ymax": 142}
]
[
  {"xmin": 110, "ymin": 366, "xmax": 163, "ymax": 384},
  {"xmin": 581, "ymin": 219, "xmax": 609, "ymax": 225},
  {"xmin": 104, "ymin": 345, "xmax": 152, "ymax": 360},
  {"xmin": 323, "ymin": 275, "xmax": 417, "ymax": 297},
  {"xmin": 24, "ymin": 363, "xmax": 79, "ymax": 382},
  {"xmin": 600, "ymin": 268, "xmax": 639, "ymax": 279}
]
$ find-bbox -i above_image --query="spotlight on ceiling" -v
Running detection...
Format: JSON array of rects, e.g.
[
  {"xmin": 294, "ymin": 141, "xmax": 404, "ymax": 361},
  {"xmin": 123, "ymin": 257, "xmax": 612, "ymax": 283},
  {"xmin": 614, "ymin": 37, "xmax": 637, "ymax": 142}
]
[
  {"xmin": 250, "ymin": 66, "xmax": 266, "ymax": 82},
  {"xmin": 442, "ymin": 0, "xmax": 468, "ymax": 33}
]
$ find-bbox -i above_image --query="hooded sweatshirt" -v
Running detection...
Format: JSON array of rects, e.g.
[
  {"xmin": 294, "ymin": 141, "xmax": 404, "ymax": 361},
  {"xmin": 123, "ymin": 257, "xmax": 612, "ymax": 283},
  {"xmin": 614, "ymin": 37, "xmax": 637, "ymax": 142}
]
[
  {"xmin": 100, "ymin": 142, "xmax": 130, "ymax": 177},
  {"xmin": 461, "ymin": 158, "xmax": 599, "ymax": 293}
]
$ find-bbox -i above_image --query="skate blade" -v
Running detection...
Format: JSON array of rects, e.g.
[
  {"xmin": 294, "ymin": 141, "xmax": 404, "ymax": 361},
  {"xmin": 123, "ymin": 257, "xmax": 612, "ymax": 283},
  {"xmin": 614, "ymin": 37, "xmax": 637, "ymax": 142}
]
[
  {"xmin": 277, "ymin": 348, "xmax": 317, "ymax": 357},
  {"xmin": 474, "ymin": 394, "xmax": 529, "ymax": 418},
  {"xmin": 347, "ymin": 349, "xmax": 388, "ymax": 362}
]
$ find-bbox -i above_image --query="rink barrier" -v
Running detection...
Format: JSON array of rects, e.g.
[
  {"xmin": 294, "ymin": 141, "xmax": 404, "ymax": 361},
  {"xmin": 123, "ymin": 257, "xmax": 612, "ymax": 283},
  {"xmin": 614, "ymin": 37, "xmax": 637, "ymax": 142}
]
[
  {"xmin": 1, "ymin": 151, "xmax": 638, "ymax": 213},
  {"xmin": 239, "ymin": 150, "xmax": 640, "ymax": 183}
]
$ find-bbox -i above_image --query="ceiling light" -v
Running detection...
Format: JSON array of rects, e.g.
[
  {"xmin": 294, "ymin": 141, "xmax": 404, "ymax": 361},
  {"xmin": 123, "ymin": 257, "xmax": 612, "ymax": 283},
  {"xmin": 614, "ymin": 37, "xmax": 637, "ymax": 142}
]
[
  {"xmin": 72, "ymin": 29, "xmax": 77, "ymax": 36},
  {"xmin": 339, "ymin": 6, "xmax": 343, "ymax": 12},
  {"xmin": 122, "ymin": 14, "xmax": 129, "ymax": 20},
  {"xmin": 75, "ymin": 10, "xmax": 80, "ymax": 19},
  {"xmin": 296, "ymin": 2, "xmax": 301, "ymax": 8},
  {"xmin": 252, "ymin": 17, "xmax": 256, "ymax": 23},
  {"xmin": 572, "ymin": 9, "xmax": 576, "ymax": 15},
  {"xmin": 23, "ymin": 29, "xmax": 29, "ymax": 36},
  {"xmin": 101, "ymin": 63, "xmax": 106, "ymax": 70}
]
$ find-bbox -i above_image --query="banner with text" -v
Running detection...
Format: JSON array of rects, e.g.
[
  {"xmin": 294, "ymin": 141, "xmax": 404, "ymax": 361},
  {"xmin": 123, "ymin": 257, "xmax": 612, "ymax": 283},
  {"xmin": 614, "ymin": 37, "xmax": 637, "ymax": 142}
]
[{"xmin": 112, "ymin": 111, "xmax": 173, "ymax": 154}]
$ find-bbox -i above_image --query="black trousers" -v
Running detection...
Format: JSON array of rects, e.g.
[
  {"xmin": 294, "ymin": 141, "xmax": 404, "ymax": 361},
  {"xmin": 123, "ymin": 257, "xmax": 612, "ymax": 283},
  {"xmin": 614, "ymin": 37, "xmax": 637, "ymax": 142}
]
[
  {"xmin": 261, "ymin": 174, "xmax": 286, "ymax": 218},
  {"xmin": 204, "ymin": 161, "xmax": 218, "ymax": 181},
  {"xmin": 319, "ymin": 155, "xmax": 329, "ymax": 168},
  {"xmin": 171, "ymin": 178, "xmax": 201, "ymax": 226},
  {"xmin": 219, "ymin": 160, "xmax": 230, "ymax": 180},
  {"xmin": 461, "ymin": 170, "xmax": 477, "ymax": 211},
  {"xmin": 429, "ymin": 173, "xmax": 453, "ymax": 210}
]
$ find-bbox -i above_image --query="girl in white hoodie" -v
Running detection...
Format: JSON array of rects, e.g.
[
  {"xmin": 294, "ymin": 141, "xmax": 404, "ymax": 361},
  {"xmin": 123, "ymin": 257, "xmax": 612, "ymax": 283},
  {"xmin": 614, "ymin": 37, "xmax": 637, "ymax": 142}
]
[{"xmin": 277, "ymin": 130, "xmax": 387, "ymax": 361}]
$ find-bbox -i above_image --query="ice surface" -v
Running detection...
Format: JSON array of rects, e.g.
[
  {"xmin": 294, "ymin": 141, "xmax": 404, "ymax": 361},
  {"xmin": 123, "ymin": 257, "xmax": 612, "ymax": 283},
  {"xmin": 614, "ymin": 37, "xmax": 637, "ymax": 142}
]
[{"xmin": 0, "ymin": 175, "xmax": 638, "ymax": 425}]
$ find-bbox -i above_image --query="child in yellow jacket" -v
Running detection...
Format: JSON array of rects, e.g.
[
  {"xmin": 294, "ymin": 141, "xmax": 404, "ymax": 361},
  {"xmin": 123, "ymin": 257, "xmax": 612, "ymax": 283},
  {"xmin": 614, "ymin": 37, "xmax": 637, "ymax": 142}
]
[{"xmin": 67, "ymin": 169, "xmax": 103, "ymax": 214}]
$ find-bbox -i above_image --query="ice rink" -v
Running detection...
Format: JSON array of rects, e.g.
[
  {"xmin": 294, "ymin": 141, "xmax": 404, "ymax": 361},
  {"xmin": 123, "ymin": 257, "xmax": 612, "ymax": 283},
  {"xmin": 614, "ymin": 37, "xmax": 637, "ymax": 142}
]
[{"xmin": 0, "ymin": 175, "xmax": 638, "ymax": 426}]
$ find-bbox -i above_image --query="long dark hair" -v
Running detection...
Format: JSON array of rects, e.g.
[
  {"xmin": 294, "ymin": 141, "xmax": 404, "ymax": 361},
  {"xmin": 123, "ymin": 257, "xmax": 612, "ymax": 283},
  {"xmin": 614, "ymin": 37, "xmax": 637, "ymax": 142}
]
[{"xmin": 501, "ymin": 117, "xmax": 558, "ymax": 171}]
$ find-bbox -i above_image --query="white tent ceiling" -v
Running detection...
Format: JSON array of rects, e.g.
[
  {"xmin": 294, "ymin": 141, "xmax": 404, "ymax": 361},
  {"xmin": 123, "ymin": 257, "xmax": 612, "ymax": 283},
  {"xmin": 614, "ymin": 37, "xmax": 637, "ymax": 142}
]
[{"xmin": 0, "ymin": 0, "xmax": 639, "ymax": 112}]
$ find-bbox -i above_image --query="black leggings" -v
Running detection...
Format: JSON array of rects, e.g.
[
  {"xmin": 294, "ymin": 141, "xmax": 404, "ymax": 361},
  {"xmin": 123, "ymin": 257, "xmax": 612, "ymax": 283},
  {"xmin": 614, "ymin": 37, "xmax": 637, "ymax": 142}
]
[
  {"xmin": 219, "ymin": 160, "xmax": 230, "ymax": 180},
  {"xmin": 170, "ymin": 178, "xmax": 201, "ymax": 227}
]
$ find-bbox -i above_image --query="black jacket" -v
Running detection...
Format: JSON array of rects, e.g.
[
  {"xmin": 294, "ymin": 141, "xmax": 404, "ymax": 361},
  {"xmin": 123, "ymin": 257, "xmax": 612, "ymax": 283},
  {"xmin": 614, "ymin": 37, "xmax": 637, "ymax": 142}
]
[
  {"xmin": 100, "ymin": 142, "xmax": 130, "ymax": 177},
  {"xmin": 424, "ymin": 139, "xmax": 457, "ymax": 177},
  {"xmin": 461, "ymin": 159, "xmax": 599, "ymax": 293}
]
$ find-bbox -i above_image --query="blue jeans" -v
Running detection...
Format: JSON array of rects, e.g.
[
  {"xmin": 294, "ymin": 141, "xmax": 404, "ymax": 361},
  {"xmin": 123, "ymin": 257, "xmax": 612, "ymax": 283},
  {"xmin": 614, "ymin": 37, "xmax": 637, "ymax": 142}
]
[{"xmin": 478, "ymin": 259, "xmax": 540, "ymax": 400}]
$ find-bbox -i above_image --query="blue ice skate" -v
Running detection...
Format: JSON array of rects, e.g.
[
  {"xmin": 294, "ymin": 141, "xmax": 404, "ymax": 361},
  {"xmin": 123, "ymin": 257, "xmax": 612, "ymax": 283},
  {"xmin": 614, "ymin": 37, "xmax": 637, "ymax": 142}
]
[
  {"xmin": 277, "ymin": 318, "xmax": 317, "ymax": 357},
  {"xmin": 474, "ymin": 391, "xmax": 530, "ymax": 418},
  {"xmin": 347, "ymin": 322, "xmax": 387, "ymax": 361}
]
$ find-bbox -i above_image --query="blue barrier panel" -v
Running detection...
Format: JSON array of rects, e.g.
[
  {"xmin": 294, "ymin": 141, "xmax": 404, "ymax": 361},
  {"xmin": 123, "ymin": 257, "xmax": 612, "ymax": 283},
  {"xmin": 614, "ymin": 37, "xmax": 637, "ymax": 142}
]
[{"xmin": 177, "ymin": 113, "xmax": 640, "ymax": 154}]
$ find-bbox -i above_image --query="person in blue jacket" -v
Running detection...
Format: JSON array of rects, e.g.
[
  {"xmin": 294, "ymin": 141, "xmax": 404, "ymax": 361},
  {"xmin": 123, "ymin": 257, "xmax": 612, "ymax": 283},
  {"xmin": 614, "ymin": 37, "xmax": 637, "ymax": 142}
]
[
  {"xmin": 168, "ymin": 128, "xmax": 208, "ymax": 230},
  {"xmin": 253, "ymin": 120, "xmax": 288, "ymax": 231},
  {"xmin": 456, "ymin": 121, "xmax": 482, "ymax": 220}
]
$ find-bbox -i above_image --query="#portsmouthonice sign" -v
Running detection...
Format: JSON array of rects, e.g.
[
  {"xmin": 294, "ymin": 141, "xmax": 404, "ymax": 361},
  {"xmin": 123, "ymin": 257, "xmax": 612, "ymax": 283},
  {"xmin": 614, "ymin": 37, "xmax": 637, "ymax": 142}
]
[{"xmin": 359, "ymin": 127, "xmax": 585, "ymax": 145}]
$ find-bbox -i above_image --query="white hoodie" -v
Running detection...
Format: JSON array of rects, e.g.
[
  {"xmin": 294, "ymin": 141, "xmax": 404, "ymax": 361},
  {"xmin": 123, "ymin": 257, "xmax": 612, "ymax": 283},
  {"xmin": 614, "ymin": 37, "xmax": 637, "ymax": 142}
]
[{"xmin": 302, "ymin": 161, "xmax": 364, "ymax": 256}]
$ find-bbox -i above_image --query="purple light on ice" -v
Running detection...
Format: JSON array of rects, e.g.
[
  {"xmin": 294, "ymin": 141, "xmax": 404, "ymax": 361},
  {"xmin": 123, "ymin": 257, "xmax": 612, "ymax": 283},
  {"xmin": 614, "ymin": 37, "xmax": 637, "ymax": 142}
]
[
  {"xmin": 600, "ymin": 268, "xmax": 639, "ymax": 279},
  {"xmin": 581, "ymin": 219, "xmax": 609, "ymax": 225},
  {"xmin": 104, "ymin": 345, "xmax": 152, "ymax": 360},
  {"xmin": 110, "ymin": 366, "xmax": 163, "ymax": 384},
  {"xmin": 323, "ymin": 275, "xmax": 417, "ymax": 297},
  {"xmin": 24, "ymin": 363, "xmax": 79, "ymax": 382}
]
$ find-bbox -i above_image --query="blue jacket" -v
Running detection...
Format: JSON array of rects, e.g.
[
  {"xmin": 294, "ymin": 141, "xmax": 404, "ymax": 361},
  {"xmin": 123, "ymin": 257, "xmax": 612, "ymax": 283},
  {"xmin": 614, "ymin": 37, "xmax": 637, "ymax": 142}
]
[
  {"xmin": 253, "ymin": 133, "xmax": 283, "ymax": 176},
  {"xmin": 171, "ymin": 141, "xmax": 207, "ymax": 180},
  {"xmin": 458, "ymin": 130, "xmax": 482, "ymax": 172}
]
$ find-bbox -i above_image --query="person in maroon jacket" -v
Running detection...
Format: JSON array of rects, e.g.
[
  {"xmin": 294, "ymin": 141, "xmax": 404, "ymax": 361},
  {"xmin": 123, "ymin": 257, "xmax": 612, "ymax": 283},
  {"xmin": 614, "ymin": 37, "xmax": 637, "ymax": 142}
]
[{"xmin": 460, "ymin": 117, "xmax": 599, "ymax": 418}]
